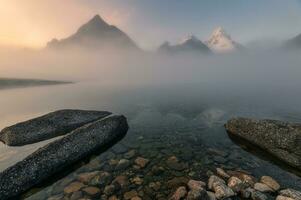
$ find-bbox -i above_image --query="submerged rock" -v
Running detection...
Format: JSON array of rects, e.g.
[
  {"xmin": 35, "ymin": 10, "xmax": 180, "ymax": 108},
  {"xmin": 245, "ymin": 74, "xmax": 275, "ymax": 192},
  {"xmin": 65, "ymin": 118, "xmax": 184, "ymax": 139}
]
[
  {"xmin": 225, "ymin": 118, "xmax": 301, "ymax": 171},
  {"xmin": 260, "ymin": 176, "xmax": 280, "ymax": 191},
  {"xmin": 279, "ymin": 188, "xmax": 301, "ymax": 200},
  {"xmin": 170, "ymin": 186, "xmax": 187, "ymax": 200},
  {"xmin": 0, "ymin": 115, "xmax": 128, "ymax": 200},
  {"xmin": 0, "ymin": 109, "xmax": 111, "ymax": 146},
  {"xmin": 208, "ymin": 175, "xmax": 235, "ymax": 199},
  {"xmin": 254, "ymin": 183, "xmax": 273, "ymax": 193}
]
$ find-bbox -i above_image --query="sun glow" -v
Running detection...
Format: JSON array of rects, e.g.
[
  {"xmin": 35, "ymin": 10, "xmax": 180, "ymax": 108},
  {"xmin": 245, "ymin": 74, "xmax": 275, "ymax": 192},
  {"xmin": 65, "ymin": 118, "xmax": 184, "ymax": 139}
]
[{"xmin": 0, "ymin": 0, "xmax": 129, "ymax": 48}]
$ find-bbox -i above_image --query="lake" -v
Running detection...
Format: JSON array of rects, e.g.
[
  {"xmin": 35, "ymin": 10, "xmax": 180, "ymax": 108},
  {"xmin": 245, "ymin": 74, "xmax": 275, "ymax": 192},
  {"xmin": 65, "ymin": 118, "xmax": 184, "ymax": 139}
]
[{"xmin": 0, "ymin": 80, "xmax": 300, "ymax": 199}]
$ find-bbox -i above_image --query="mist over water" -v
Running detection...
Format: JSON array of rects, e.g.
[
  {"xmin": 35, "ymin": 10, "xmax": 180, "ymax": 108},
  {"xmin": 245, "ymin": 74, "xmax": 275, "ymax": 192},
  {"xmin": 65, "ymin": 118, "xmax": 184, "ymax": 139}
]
[{"xmin": 1, "ymin": 47, "xmax": 301, "ymax": 190}]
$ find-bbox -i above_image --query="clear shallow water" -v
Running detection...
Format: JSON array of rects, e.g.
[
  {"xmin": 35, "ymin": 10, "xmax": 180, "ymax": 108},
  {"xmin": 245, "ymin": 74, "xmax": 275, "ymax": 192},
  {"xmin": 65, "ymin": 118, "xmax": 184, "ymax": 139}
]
[{"xmin": 0, "ymin": 81, "xmax": 301, "ymax": 199}]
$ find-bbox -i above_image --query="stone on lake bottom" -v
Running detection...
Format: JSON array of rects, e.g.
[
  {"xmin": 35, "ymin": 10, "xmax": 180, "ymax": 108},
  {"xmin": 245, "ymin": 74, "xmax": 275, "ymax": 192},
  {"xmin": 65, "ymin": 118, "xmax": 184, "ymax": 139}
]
[
  {"xmin": 187, "ymin": 179, "xmax": 206, "ymax": 191},
  {"xmin": 279, "ymin": 188, "xmax": 301, "ymax": 200},
  {"xmin": 260, "ymin": 176, "xmax": 280, "ymax": 191},
  {"xmin": 170, "ymin": 186, "xmax": 187, "ymax": 200},
  {"xmin": 82, "ymin": 186, "xmax": 101, "ymax": 196},
  {"xmin": 227, "ymin": 176, "xmax": 243, "ymax": 193},
  {"xmin": 124, "ymin": 190, "xmax": 138, "ymax": 200},
  {"xmin": 216, "ymin": 168, "xmax": 230, "ymax": 179},
  {"xmin": 134, "ymin": 157, "xmax": 150, "ymax": 168},
  {"xmin": 64, "ymin": 182, "xmax": 85, "ymax": 194},
  {"xmin": 276, "ymin": 196, "xmax": 295, "ymax": 200},
  {"xmin": 254, "ymin": 182, "xmax": 274, "ymax": 193}
]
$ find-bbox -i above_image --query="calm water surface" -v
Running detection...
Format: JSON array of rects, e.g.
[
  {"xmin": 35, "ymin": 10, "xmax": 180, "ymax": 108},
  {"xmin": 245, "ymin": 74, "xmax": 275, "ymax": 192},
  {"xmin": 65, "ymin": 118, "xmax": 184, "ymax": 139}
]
[{"xmin": 0, "ymin": 81, "xmax": 301, "ymax": 199}]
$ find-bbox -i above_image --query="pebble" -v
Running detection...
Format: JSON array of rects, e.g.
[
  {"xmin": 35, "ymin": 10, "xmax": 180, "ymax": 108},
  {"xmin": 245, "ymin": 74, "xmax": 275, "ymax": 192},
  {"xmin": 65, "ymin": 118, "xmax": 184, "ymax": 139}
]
[
  {"xmin": 207, "ymin": 191, "xmax": 217, "ymax": 200},
  {"xmin": 63, "ymin": 182, "xmax": 85, "ymax": 194},
  {"xmin": 82, "ymin": 187, "xmax": 101, "ymax": 196},
  {"xmin": 134, "ymin": 157, "xmax": 149, "ymax": 168},
  {"xmin": 151, "ymin": 165, "xmax": 165, "ymax": 176},
  {"xmin": 187, "ymin": 188, "xmax": 208, "ymax": 200},
  {"xmin": 254, "ymin": 183, "xmax": 274, "ymax": 193},
  {"xmin": 276, "ymin": 195, "xmax": 295, "ymax": 200},
  {"xmin": 251, "ymin": 190, "xmax": 267, "ymax": 200},
  {"xmin": 89, "ymin": 171, "xmax": 112, "ymax": 186},
  {"xmin": 70, "ymin": 191, "xmax": 83, "ymax": 200},
  {"xmin": 108, "ymin": 195, "xmax": 119, "ymax": 200},
  {"xmin": 149, "ymin": 182, "xmax": 161, "ymax": 191},
  {"xmin": 167, "ymin": 177, "xmax": 189, "ymax": 188},
  {"xmin": 187, "ymin": 179, "xmax": 206, "ymax": 191},
  {"xmin": 260, "ymin": 176, "xmax": 280, "ymax": 191},
  {"xmin": 124, "ymin": 190, "xmax": 138, "ymax": 200},
  {"xmin": 166, "ymin": 156, "xmax": 187, "ymax": 171},
  {"xmin": 170, "ymin": 186, "xmax": 187, "ymax": 200},
  {"xmin": 124, "ymin": 150, "xmax": 136, "ymax": 159},
  {"xmin": 241, "ymin": 188, "xmax": 253, "ymax": 199},
  {"xmin": 212, "ymin": 181, "xmax": 235, "ymax": 199},
  {"xmin": 227, "ymin": 176, "xmax": 244, "ymax": 193},
  {"xmin": 77, "ymin": 171, "xmax": 99, "ymax": 183},
  {"xmin": 115, "ymin": 159, "xmax": 131, "ymax": 170},
  {"xmin": 279, "ymin": 188, "xmax": 301, "ymax": 200},
  {"xmin": 216, "ymin": 168, "xmax": 230, "ymax": 179},
  {"xmin": 104, "ymin": 185, "xmax": 116, "ymax": 196},
  {"xmin": 113, "ymin": 175, "xmax": 129, "ymax": 188},
  {"xmin": 131, "ymin": 177, "xmax": 144, "ymax": 185},
  {"xmin": 208, "ymin": 175, "xmax": 225, "ymax": 190},
  {"xmin": 227, "ymin": 170, "xmax": 256, "ymax": 187}
]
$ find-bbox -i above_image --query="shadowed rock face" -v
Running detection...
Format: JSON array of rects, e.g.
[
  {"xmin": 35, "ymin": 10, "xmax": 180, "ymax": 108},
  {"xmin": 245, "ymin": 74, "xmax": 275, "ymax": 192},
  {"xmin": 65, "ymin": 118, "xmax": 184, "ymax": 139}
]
[
  {"xmin": 0, "ymin": 109, "xmax": 111, "ymax": 146},
  {"xmin": 225, "ymin": 118, "xmax": 301, "ymax": 171},
  {"xmin": 0, "ymin": 115, "xmax": 128, "ymax": 200}
]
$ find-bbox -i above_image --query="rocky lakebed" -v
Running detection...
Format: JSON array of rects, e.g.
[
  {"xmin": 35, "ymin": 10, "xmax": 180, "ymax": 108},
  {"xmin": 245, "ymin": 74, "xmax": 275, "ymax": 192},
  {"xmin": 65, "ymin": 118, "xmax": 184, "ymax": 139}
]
[{"xmin": 0, "ymin": 110, "xmax": 300, "ymax": 200}]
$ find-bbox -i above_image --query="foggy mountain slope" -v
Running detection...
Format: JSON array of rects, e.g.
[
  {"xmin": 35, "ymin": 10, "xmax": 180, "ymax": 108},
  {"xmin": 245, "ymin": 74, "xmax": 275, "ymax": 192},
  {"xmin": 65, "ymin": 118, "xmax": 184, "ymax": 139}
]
[
  {"xmin": 47, "ymin": 15, "xmax": 139, "ymax": 51},
  {"xmin": 158, "ymin": 35, "xmax": 212, "ymax": 55},
  {"xmin": 284, "ymin": 33, "xmax": 301, "ymax": 50},
  {"xmin": 206, "ymin": 27, "xmax": 243, "ymax": 53}
]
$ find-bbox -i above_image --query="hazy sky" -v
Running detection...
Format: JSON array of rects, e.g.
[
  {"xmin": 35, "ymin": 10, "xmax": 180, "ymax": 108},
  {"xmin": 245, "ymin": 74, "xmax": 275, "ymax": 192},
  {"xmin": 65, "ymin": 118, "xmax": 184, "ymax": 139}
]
[{"xmin": 1, "ymin": 0, "xmax": 301, "ymax": 49}]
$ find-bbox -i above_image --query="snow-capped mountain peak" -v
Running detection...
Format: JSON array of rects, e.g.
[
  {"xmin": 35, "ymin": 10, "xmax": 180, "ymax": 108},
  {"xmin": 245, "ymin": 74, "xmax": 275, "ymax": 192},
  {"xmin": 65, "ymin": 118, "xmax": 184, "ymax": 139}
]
[{"xmin": 207, "ymin": 27, "xmax": 240, "ymax": 53}]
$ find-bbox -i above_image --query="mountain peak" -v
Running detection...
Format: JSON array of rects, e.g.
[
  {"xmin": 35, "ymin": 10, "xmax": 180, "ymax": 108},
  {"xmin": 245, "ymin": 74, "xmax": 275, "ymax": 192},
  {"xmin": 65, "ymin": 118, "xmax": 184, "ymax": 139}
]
[
  {"xmin": 47, "ymin": 14, "xmax": 139, "ymax": 50},
  {"xmin": 82, "ymin": 14, "xmax": 109, "ymax": 29},
  {"xmin": 179, "ymin": 35, "xmax": 200, "ymax": 44},
  {"xmin": 159, "ymin": 34, "xmax": 211, "ymax": 55},
  {"xmin": 211, "ymin": 27, "xmax": 231, "ymax": 40},
  {"xmin": 207, "ymin": 27, "xmax": 240, "ymax": 53}
]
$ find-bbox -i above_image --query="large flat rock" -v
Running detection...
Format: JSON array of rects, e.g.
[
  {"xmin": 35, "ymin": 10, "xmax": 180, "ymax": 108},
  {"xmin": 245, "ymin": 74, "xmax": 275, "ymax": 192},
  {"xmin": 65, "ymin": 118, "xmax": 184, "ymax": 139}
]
[
  {"xmin": 0, "ymin": 109, "xmax": 111, "ymax": 146},
  {"xmin": 0, "ymin": 115, "xmax": 128, "ymax": 200},
  {"xmin": 225, "ymin": 118, "xmax": 301, "ymax": 171}
]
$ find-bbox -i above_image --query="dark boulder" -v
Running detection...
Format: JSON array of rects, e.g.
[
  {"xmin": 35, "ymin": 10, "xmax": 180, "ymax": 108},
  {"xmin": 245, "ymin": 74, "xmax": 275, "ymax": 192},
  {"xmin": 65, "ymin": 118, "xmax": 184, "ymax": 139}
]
[
  {"xmin": 0, "ymin": 109, "xmax": 111, "ymax": 146},
  {"xmin": 225, "ymin": 118, "xmax": 301, "ymax": 171},
  {"xmin": 0, "ymin": 115, "xmax": 128, "ymax": 200}
]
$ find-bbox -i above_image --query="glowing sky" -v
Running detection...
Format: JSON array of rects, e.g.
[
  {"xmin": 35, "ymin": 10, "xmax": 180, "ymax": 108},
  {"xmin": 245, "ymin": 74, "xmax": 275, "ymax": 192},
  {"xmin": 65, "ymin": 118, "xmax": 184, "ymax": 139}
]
[{"xmin": 1, "ymin": 0, "xmax": 301, "ymax": 49}]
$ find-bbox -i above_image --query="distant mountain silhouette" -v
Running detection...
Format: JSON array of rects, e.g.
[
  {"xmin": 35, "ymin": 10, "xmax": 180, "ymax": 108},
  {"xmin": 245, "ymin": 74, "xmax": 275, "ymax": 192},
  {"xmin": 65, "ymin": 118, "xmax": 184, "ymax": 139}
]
[
  {"xmin": 284, "ymin": 33, "xmax": 301, "ymax": 50},
  {"xmin": 158, "ymin": 35, "xmax": 211, "ymax": 55},
  {"xmin": 47, "ymin": 15, "xmax": 139, "ymax": 50}
]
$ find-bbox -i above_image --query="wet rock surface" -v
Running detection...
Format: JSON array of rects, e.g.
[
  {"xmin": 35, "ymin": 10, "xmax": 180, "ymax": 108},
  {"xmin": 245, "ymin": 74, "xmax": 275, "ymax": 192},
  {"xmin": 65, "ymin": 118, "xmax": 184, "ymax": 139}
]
[
  {"xmin": 0, "ymin": 115, "xmax": 128, "ymax": 200},
  {"xmin": 225, "ymin": 118, "xmax": 301, "ymax": 171},
  {"xmin": 0, "ymin": 109, "xmax": 111, "ymax": 146}
]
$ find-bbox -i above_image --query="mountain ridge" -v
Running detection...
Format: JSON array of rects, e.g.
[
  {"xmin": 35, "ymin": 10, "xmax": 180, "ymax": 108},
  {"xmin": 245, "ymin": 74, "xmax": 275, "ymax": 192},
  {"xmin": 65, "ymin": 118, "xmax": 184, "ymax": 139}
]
[
  {"xmin": 47, "ymin": 15, "xmax": 139, "ymax": 51},
  {"xmin": 158, "ymin": 35, "xmax": 212, "ymax": 55}
]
